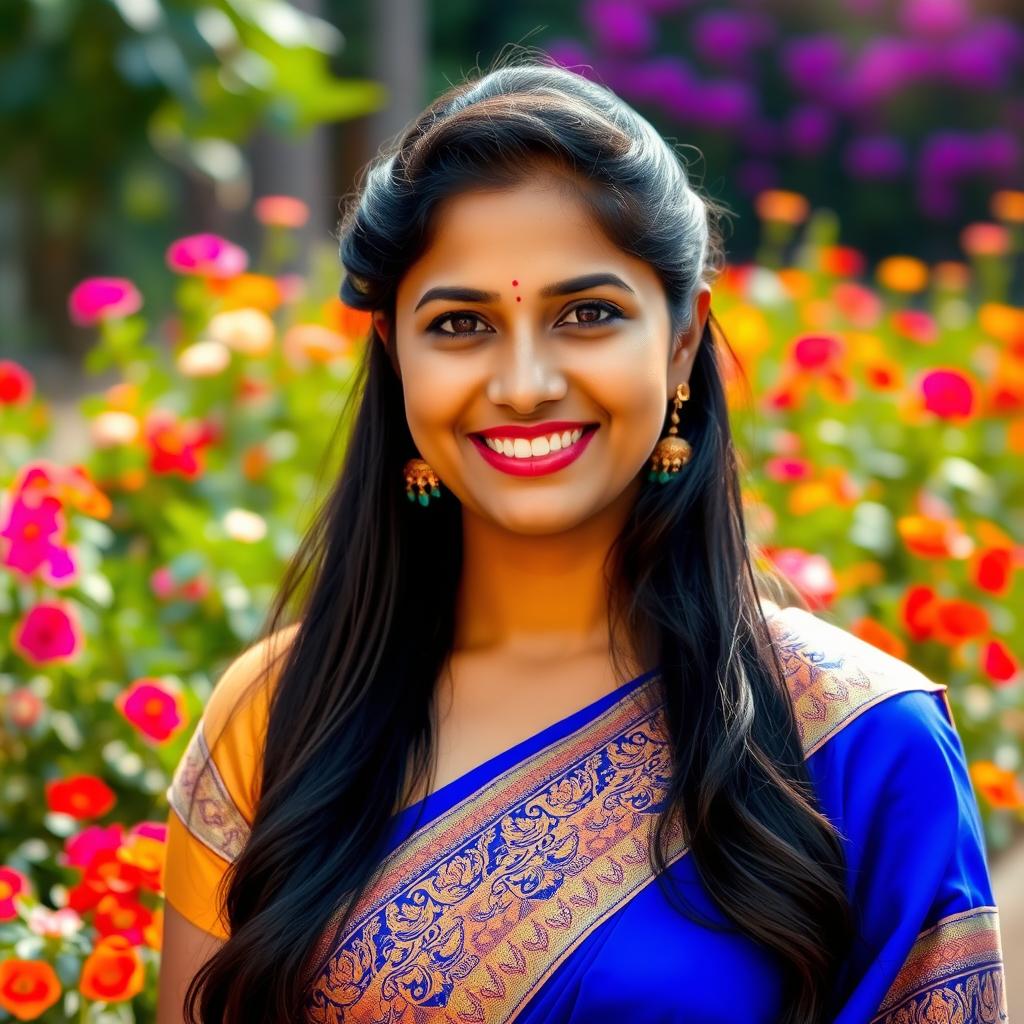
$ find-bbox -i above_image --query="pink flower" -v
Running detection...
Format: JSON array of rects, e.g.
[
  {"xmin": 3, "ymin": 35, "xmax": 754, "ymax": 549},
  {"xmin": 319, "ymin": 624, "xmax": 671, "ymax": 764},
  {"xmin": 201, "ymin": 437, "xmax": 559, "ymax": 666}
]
[
  {"xmin": 6, "ymin": 687, "xmax": 44, "ymax": 730},
  {"xmin": 68, "ymin": 278, "xmax": 142, "ymax": 327},
  {"xmin": 0, "ymin": 491, "xmax": 78, "ymax": 586},
  {"xmin": 766, "ymin": 547, "xmax": 837, "ymax": 610},
  {"xmin": 11, "ymin": 601, "xmax": 83, "ymax": 665},
  {"xmin": 166, "ymin": 233, "xmax": 248, "ymax": 279},
  {"xmin": 791, "ymin": 334, "xmax": 845, "ymax": 371},
  {"xmin": 64, "ymin": 824, "xmax": 124, "ymax": 869},
  {"xmin": 130, "ymin": 821, "xmax": 168, "ymax": 843},
  {"xmin": 149, "ymin": 564, "xmax": 209, "ymax": 603},
  {"xmin": 0, "ymin": 360, "xmax": 35, "ymax": 405},
  {"xmin": 0, "ymin": 866, "xmax": 31, "ymax": 921},
  {"xmin": 254, "ymin": 195, "xmax": 310, "ymax": 228},
  {"xmin": 919, "ymin": 368, "xmax": 977, "ymax": 419},
  {"xmin": 891, "ymin": 309, "xmax": 938, "ymax": 345},
  {"xmin": 115, "ymin": 678, "xmax": 187, "ymax": 743},
  {"xmin": 765, "ymin": 457, "xmax": 813, "ymax": 482}
]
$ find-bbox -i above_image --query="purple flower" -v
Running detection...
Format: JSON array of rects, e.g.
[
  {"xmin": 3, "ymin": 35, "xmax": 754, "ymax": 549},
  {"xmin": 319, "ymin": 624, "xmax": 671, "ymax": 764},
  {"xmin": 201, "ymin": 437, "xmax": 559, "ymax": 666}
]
[
  {"xmin": 900, "ymin": 0, "xmax": 970, "ymax": 37},
  {"xmin": 736, "ymin": 159, "xmax": 779, "ymax": 197},
  {"xmin": 944, "ymin": 20, "xmax": 1022, "ymax": 90},
  {"xmin": 584, "ymin": 0, "xmax": 654, "ymax": 56},
  {"xmin": 691, "ymin": 79, "xmax": 757, "ymax": 129},
  {"xmin": 919, "ymin": 131, "xmax": 977, "ymax": 179},
  {"xmin": 544, "ymin": 40, "xmax": 593, "ymax": 72},
  {"xmin": 841, "ymin": 38, "xmax": 936, "ymax": 107},
  {"xmin": 782, "ymin": 35, "xmax": 847, "ymax": 96},
  {"xmin": 843, "ymin": 135, "xmax": 908, "ymax": 179},
  {"xmin": 692, "ymin": 11, "xmax": 774, "ymax": 71},
  {"xmin": 618, "ymin": 57, "xmax": 698, "ymax": 113},
  {"xmin": 786, "ymin": 106, "xmax": 836, "ymax": 156},
  {"xmin": 975, "ymin": 130, "xmax": 1021, "ymax": 177}
]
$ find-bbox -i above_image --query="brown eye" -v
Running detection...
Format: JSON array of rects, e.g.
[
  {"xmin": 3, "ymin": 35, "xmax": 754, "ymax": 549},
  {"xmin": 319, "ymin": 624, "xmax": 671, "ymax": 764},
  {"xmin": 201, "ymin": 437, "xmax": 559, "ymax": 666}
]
[
  {"xmin": 430, "ymin": 312, "xmax": 491, "ymax": 337},
  {"xmin": 558, "ymin": 301, "xmax": 623, "ymax": 327}
]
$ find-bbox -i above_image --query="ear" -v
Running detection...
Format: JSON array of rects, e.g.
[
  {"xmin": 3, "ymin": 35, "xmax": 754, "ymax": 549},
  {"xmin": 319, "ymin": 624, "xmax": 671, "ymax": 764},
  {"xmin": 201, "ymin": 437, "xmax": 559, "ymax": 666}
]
[
  {"xmin": 372, "ymin": 310, "xmax": 390, "ymax": 345},
  {"xmin": 669, "ymin": 282, "xmax": 712, "ymax": 377}
]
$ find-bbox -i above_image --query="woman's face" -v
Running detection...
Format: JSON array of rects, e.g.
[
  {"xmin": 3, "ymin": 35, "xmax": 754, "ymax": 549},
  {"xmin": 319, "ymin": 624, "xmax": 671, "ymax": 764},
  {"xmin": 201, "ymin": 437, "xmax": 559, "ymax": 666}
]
[{"xmin": 375, "ymin": 175, "xmax": 711, "ymax": 536}]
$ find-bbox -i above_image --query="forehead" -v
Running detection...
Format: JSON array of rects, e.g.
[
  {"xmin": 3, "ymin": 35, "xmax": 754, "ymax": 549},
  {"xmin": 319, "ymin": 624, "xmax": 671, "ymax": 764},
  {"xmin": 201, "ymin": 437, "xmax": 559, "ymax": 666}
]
[{"xmin": 398, "ymin": 176, "xmax": 659, "ymax": 297}]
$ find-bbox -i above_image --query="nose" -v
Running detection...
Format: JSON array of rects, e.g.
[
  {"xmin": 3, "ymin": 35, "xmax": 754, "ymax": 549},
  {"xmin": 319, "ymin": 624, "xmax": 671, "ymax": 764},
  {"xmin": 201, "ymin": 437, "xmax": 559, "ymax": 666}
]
[{"xmin": 485, "ymin": 328, "xmax": 567, "ymax": 413}]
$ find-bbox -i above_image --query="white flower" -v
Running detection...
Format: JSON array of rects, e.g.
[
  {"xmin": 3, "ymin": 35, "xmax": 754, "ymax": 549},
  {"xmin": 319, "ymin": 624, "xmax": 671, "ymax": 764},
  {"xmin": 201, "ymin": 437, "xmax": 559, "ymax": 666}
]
[{"xmin": 223, "ymin": 508, "xmax": 267, "ymax": 543}]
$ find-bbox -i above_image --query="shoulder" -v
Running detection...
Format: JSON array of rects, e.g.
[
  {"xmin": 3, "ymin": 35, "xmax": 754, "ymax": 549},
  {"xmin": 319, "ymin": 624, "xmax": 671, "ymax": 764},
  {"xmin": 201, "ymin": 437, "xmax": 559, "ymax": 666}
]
[
  {"xmin": 761, "ymin": 602, "xmax": 950, "ymax": 758},
  {"xmin": 167, "ymin": 622, "xmax": 301, "ymax": 835}
]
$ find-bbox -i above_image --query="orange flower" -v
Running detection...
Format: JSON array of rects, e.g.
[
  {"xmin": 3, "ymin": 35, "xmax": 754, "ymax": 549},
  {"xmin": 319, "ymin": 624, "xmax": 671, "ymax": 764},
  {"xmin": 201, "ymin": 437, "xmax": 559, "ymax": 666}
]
[
  {"xmin": 776, "ymin": 268, "xmax": 813, "ymax": 300},
  {"xmin": 897, "ymin": 515, "xmax": 970, "ymax": 559},
  {"xmin": 323, "ymin": 298, "xmax": 373, "ymax": 340},
  {"xmin": 864, "ymin": 357, "xmax": 903, "ymax": 391},
  {"xmin": 242, "ymin": 443, "xmax": 270, "ymax": 482},
  {"xmin": 851, "ymin": 618, "xmax": 907, "ymax": 660},
  {"xmin": 79, "ymin": 935, "xmax": 145, "ymax": 1002},
  {"xmin": 991, "ymin": 189, "xmax": 1024, "ymax": 224},
  {"xmin": 979, "ymin": 303, "xmax": 1024, "ymax": 346},
  {"xmin": 207, "ymin": 273, "xmax": 283, "ymax": 313},
  {"xmin": 143, "ymin": 906, "xmax": 164, "ymax": 951},
  {"xmin": 0, "ymin": 960, "xmax": 62, "ymax": 1020},
  {"xmin": 283, "ymin": 324, "xmax": 352, "ymax": 366},
  {"xmin": 876, "ymin": 256, "xmax": 928, "ymax": 293},
  {"xmin": 1009, "ymin": 418, "xmax": 1024, "ymax": 454},
  {"xmin": 754, "ymin": 189, "xmax": 809, "ymax": 224},
  {"xmin": 933, "ymin": 261, "xmax": 970, "ymax": 291},
  {"xmin": 982, "ymin": 639, "xmax": 1020, "ymax": 685},
  {"xmin": 931, "ymin": 598, "xmax": 990, "ymax": 645},
  {"xmin": 970, "ymin": 762, "xmax": 1024, "ymax": 810},
  {"xmin": 117, "ymin": 834, "xmax": 165, "ymax": 893},
  {"xmin": 254, "ymin": 195, "xmax": 309, "ymax": 229},
  {"xmin": 820, "ymin": 245, "xmax": 865, "ymax": 278},
  {"xmin": 94, "ymin": 892, "xmax": 154, "ymax": 944}
]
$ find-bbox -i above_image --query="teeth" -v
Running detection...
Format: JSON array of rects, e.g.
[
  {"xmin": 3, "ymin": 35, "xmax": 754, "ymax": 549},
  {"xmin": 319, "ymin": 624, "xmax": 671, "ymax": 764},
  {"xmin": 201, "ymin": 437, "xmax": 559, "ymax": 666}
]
[{"xmin": 484, "ymin": 428, "xmax": 586, "ymax": 458}]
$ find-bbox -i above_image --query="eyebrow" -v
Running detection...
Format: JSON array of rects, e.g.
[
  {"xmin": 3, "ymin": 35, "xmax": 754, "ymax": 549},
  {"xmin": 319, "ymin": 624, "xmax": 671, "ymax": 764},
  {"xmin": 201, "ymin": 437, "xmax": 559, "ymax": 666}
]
[{"xmin": 413, "ymin": 272, "xmax": 635, "ymax": 312}]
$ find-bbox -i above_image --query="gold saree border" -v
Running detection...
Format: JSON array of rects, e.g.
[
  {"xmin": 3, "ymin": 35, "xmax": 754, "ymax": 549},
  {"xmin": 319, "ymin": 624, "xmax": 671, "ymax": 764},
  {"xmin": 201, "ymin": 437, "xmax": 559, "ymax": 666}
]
[
  {"xmin": 166, "ymin": 722, "xmax": 251, "ymax": 864},
  {"xmin": 303, "ymin": 608, "xmax": 978, "ymax": 1023},
  {"xmin": 870, "ymin": 906, "xmax": 1008, "ymax": 1023}
]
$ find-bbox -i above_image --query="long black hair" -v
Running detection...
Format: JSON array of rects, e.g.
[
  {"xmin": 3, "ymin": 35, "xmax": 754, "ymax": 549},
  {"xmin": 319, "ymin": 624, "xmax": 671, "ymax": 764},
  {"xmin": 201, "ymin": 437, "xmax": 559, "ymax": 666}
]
[{"xmin": 185, "ymin": 51, "xmax": 855, "ymax": 1024}]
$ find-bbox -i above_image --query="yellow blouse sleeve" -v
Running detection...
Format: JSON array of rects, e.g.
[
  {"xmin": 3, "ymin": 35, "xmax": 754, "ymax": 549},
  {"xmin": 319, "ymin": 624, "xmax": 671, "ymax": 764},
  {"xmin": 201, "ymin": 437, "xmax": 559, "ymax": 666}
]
[{"xmin": 162, "ymin": 626, "xmax": 297, "ymax": 939}]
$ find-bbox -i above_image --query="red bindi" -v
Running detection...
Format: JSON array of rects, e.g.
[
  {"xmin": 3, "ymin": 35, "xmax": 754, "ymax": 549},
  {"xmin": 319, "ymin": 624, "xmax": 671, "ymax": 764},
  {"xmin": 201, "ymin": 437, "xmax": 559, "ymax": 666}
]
[{"xmin": 512, "ymin": 279, "xmax": 519, "ymax": 287}]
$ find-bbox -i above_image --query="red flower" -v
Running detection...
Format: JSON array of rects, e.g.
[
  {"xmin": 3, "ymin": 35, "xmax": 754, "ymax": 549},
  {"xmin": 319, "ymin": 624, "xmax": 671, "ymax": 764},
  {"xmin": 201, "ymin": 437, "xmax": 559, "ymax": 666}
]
[
  {"xmin": 45, "ymin": 775, "xmax": 116, "ymax": 820},
  {"xmin": 900, "ymin": 584, "xmax": 939, "ymax": 642},
  {"xmin": 932, "ymin": 599, "xmax": 990, "ymax": 645},
  {"xmin": 0, "ymin": 866, "xmax": 31, "ymax": 921},
  {"xmin": 982, "ymin": 640, "xmax": 1019, "ymax": 685},
  {"xmin": 972, "ymin": 547, "xmax": 1013, "ymax": 595},
  {"xmin": 0, "ymin": 361, "xmax": 34, "ymax": 405},
  {"xmin": 790, "ymin": 334, "xmax": 845, "ymax": 372},
  {"xmin": 93, "ymin": 892, "xmax": 154, "ymax": 944}
]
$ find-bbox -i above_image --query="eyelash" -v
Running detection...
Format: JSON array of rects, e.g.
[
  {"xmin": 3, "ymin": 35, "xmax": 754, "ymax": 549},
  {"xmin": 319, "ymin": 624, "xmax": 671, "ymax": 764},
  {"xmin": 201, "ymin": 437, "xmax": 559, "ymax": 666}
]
[{"xmin": 427, "ymin": 300, "xmax": 625, "ymax": 338}]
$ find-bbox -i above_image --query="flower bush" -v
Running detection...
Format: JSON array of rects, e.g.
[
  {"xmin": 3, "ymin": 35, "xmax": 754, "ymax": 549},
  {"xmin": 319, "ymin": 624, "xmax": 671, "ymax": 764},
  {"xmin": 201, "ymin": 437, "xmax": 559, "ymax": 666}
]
[{"xmin": 1, "ymin": 189, "xmax": 1022, "ymax": 1020}]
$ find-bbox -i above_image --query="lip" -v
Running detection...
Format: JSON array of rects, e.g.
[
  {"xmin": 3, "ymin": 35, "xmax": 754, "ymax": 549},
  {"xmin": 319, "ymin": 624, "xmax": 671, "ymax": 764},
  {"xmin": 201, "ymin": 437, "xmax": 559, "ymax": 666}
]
[
  {"xmin": 473, "ymin": 420, "xmax": 597, "ymax": 441},
  {"xmin": 469, "ymin": 424, "xmax": 599, "ymax": 477}
]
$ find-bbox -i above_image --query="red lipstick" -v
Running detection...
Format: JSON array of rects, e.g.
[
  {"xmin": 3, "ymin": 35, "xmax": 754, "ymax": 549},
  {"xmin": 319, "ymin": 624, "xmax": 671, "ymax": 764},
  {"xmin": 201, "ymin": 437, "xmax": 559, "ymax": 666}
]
[{"xmin": 469, "ymin": 423, "xmax": 599, "ymax": 477}]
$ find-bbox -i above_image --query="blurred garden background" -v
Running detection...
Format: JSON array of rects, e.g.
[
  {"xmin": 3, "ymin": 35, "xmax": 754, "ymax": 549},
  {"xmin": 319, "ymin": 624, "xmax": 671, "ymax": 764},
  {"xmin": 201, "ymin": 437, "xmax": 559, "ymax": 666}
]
[{"xmin": 1, "ymin": 0, "xmax": 1023, "ymax": 1019}]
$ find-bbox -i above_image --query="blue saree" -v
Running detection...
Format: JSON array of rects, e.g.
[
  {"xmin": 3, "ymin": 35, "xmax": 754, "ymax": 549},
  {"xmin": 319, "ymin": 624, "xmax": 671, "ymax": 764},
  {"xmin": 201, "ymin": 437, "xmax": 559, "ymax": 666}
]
[{"xmin": 299, "ymin": 603, "xmax": 1008, "ymax": 1023}]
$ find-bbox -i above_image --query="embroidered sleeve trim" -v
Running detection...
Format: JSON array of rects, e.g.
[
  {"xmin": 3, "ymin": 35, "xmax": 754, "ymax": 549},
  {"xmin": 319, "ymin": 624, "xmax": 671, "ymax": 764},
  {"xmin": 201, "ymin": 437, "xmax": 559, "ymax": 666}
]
[
  {"xmin": 166, "ymin": 723, "xmax": 251, "ymax": 865},
  {"xmin": 870, "ymin": 906, "xmax": 1008, "ymax": 1023}
]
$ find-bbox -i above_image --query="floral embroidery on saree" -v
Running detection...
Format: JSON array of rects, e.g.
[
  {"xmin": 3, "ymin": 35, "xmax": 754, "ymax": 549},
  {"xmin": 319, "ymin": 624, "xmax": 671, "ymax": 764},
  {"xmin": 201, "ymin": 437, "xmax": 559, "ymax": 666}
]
[
  {"xmin": 167, "ymin": 723, "xmax": 251, "ymax": 863},
  {"xmin": 870, "ymin": 906, "xmax": 1008, "ymax": 1023}
]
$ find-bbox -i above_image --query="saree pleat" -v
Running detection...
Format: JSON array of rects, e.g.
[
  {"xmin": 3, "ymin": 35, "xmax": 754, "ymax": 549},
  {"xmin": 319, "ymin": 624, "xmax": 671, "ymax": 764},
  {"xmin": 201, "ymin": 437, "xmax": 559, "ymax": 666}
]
[{"xmin": 165, "ymin": 603, "xmax": 1008, "ymax": 1022}]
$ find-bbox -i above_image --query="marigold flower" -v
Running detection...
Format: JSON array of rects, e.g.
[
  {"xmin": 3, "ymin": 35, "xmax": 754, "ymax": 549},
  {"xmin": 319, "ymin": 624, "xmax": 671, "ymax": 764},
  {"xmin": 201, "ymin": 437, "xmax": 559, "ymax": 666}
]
[
  {"xmin": 79, "ymin": 935, "xmax": 144, "ymax": 1002},
  {"xmin": 754, "ymin": 189, "xmax": 810, "ymax": 224},
  {"xmin": 991, "ymin": 189, "xmax": 1024, "ymax": 223},
  {"xmin": 0, "ymin": 360, "xmax": 34, "ymax": 405},
  {"xmin": 45, "ymin": 774, "xmax": 116, "ymax": 820},
  {"xmin": 970, "ymin": 762, "xmax": 1024, "ymax": 810},
  {"xmin": 897, "ymin": 515, "xmax": 971, "ymax": 559},
  {"xmin": 851, "ymin": 618, "xmax": 907, "ymax": 660},
  {"xmin": 68, "ymin": 277, "xmax": 142, "ymax": 326},
  {"xmin": 0, "ymin": 959, "xmax": 62, "ymax": 1020},
  {"xmin": 875, "ymin": 255, "xmax": 928, "ymax": 293},
  {"xmin": 11, "ymin": 601, "xmax": 83, "ymax": 664},
  {"xmin": 982, "ymin": 639, "xmax": 1019, "ymax": 685}
]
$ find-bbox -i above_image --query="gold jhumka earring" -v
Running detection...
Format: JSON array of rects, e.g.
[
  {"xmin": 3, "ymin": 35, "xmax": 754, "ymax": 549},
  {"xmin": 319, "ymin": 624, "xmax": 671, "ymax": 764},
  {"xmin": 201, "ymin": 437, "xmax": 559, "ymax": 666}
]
[
  {"xmin": 648, "ymin": 381, "xmax": 693, "ymax": 483},
  {"xmin": 403, "ymin": 457, "xmax": 442, "ymax": 507}
]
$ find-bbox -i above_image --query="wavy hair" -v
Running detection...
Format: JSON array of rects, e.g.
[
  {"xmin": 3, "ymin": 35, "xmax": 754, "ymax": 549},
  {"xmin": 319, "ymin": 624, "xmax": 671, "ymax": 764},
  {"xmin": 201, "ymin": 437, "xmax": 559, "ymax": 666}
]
[{"xmin": 184, "ymin": 51, "xmax": 855, "ymax": 1024}]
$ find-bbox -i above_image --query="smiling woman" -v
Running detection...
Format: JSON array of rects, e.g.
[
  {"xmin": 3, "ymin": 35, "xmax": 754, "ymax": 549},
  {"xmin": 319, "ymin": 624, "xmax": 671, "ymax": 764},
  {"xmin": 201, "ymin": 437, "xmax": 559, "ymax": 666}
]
[{"xmin": 160, "ymin": 51, "xmax": 1007, "ymax": 1024}]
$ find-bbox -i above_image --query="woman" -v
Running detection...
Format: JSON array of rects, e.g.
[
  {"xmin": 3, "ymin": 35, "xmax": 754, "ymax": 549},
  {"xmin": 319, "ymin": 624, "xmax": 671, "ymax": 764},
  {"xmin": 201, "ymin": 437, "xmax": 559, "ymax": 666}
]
[{"xmin": 158, "ymin": 57, "xmax": 1008, "ymax": 1023}]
